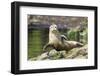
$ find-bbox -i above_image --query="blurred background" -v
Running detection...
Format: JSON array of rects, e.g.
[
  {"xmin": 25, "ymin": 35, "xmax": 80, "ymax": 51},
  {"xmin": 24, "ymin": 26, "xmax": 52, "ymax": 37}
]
[{"xmin": 28, "ymin": 15, "xmax": 88, "ymax": 59}]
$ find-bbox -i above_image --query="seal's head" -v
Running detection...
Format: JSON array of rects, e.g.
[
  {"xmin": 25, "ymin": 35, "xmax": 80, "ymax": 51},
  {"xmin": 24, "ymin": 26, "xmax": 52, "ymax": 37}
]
[{"xmin": 49, "ymin": 24, "xmax": 58, "ymax": 32}]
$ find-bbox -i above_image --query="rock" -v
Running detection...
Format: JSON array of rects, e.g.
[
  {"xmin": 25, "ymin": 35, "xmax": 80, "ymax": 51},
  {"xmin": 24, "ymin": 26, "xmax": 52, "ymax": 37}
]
[
  {"xmin": 37, "ymin": 52, "xmax": 48, "ymax": 60},
  {"xmin": 74, "ymin": 55, "xmax": 87, "ymax": 59},
  {"xmin": 65, "ymin": 44, "xmax": 88, "ymax": 59},
  {"xmin": 49, "ymin": 49, "xmax": 58, "ymax": 57},
  {"xmin": 29, "ymin": 52, "xmax": 48, "ymax": 61},
  {"xmin": 29, "ymin": 57, "xmax": 37, "ymax": 61},
  {"xmin": 29, "ymin": 44, "xmax": 88, "ymax": 60}
]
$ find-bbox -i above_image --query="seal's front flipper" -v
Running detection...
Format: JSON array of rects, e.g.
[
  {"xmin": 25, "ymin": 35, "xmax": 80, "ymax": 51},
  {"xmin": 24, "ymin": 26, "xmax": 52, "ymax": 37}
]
[
  {"xmin": 43, "ymin": 43, "xmax": 54, "ymax": 53},
  {"xmin": 61, "ymin": 35, "xmax": 68, "ymax": 40}
]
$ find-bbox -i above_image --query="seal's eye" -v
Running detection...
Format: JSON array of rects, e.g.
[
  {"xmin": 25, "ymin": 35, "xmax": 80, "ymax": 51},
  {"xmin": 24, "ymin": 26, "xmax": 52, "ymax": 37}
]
[{"xmin": 54, "ymin": 26, "xmax": 57, "ymax": 28}]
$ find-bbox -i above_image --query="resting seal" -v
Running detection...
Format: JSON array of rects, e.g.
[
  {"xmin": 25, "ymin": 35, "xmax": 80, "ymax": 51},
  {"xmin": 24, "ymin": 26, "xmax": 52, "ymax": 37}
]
[{"xmin": 43, "ymin": 24, "xmax": 83, "ymax": 52}]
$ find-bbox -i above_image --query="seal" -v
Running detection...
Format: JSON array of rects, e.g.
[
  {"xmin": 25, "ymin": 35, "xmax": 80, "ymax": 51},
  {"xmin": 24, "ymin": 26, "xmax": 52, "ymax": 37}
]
[{"xmin": 43, "ymin": 24, "xmax": 83, "ymax": 53}]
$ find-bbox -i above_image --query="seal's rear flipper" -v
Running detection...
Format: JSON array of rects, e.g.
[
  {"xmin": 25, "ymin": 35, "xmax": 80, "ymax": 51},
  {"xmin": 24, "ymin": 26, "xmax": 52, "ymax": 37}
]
[{"xmin": 76, "ymin": 42, "xmax": 84, "ymax": 47}]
